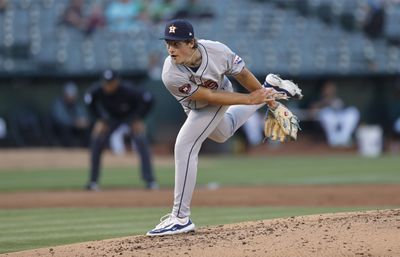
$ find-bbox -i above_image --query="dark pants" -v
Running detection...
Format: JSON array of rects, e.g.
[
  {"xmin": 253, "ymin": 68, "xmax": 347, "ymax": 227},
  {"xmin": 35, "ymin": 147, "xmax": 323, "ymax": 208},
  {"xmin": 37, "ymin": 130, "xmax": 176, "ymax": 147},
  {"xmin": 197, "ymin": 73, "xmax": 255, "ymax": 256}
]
[{"xmin": 88, "ymin": 120, "xmax": 155, "ymax": 187}]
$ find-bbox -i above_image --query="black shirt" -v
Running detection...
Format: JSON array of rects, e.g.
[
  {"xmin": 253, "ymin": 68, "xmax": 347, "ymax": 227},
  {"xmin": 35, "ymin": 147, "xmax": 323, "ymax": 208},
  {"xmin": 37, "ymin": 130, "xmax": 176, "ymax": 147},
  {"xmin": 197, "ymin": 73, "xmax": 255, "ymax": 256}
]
[{"xmin": 84, "ymin": 81, "xmax": 153, "ymax": 123}]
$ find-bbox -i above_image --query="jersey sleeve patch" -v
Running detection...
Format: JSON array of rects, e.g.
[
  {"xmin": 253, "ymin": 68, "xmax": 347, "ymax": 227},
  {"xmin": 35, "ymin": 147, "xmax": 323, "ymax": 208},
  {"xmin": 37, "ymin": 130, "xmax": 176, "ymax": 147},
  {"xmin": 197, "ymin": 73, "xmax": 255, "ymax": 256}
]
[
  {"xmin": 178, "ymin": 84, "xmax": 192, "ymax": 94},
  {"xmin": 233, "ymin": 54, "xmax": 243, "ymax": 64}
]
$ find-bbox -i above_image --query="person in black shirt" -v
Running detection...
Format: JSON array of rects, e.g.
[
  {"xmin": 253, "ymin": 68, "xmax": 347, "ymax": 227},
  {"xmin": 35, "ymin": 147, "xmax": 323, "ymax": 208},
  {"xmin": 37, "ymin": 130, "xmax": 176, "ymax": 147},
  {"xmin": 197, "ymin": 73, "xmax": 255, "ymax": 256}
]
[{"xmin": 84, "ymin": 69, "xmax": 157, "ymax": 190}]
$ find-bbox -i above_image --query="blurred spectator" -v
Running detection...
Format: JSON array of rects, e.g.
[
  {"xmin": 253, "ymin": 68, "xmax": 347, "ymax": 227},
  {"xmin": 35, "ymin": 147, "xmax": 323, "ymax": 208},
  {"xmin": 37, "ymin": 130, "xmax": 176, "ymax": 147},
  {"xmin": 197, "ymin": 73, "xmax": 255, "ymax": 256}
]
[
  {"xmin": 85, "ymin": 2, "xmax": 106, "ymax": 34},
  {"xmin": 386, "ymin": 78, "xmax": 400, "ymax": 152},
  {"xmin": 233, "ymin": 82, "xmax": 264, "ymax": 150},
  {"xmin": 310, "ymin": 80, "xmax": 360, "ymax": 147},
  {"xmin": 109, "ymin": 123, "xmax": 131, "ymax": 154},
  {"xmin": 61, "ymin": 0, "xmax": 87, "ymax": 30},
  {"xmin": 51, "ymin": 82, "xmax": 90, "ymax": 147},
  {"xmin": 61, "ymin": 0, "xmax": 105, "ymax": 35},
  {"xmin": 84, "ymin": 69, "xmax": 157, "ymax": 191},
  {"xmin": 0, "ymin": 0, "xmax": 8, "ymax": 13},
  {"xmin": 0, "ymin": 115, "xmax": 10, "ymax": 147},
  {"xmin": 362, "ymin": 0, "xmax": 386, "ymax": 39},
  {"xmin": 105, "ymin": 0, "xmax": 147, "ymax": 33},
  {"xmin": 240, "ymin": 112, "xmax": 264, "ymax": 148},
  {"xmin": 147, "ymin": 0, "xmax": 179, "ymax": 23},
  {"xmin": 175, "ymin": 0, "xmax": 215, "ymax": 19},
  {"xmin": 0, "ymin": 117, "xmax": 6, "ymax": 140}
]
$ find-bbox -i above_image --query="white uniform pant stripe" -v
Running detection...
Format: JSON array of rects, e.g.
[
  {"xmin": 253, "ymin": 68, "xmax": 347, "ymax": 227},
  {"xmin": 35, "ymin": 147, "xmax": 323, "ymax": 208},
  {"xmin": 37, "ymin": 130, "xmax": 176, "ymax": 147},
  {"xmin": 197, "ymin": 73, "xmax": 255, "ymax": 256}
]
[
  {"xmin": 173, "ymin": 103, "xmax": 264, "ymax": 218},
  {"xmin": 173, "ymin": 105, "xmax": 228, "ymax": 218}
]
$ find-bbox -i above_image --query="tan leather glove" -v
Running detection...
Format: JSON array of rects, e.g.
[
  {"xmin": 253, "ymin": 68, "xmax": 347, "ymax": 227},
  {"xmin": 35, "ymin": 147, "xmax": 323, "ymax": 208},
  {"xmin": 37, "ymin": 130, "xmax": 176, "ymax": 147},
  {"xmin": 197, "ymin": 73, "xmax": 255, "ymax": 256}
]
[{"xmin": 264, "ymin": 103, "xmax": 300, "ymax": 142}]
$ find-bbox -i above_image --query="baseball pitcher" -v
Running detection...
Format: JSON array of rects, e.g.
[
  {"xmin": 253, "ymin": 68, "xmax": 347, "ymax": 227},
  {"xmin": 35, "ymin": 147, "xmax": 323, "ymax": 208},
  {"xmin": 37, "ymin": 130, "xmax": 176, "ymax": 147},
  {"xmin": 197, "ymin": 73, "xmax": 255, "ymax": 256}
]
[{"xmin": 147, "ymin": 19, "xmax": 302, "ymax": 236}]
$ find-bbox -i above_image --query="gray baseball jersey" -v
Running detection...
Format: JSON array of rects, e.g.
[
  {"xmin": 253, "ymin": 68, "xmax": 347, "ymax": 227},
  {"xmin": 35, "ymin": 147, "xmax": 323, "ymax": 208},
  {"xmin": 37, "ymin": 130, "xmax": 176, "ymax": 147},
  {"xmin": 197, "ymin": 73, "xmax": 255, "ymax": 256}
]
[
  {"xmin": 162, "ymin": 39, "xmax": 264, "ymax": 218},
  {"xmin": 162, "ymin": 39, "xmax": 245, "ymax": 112}
]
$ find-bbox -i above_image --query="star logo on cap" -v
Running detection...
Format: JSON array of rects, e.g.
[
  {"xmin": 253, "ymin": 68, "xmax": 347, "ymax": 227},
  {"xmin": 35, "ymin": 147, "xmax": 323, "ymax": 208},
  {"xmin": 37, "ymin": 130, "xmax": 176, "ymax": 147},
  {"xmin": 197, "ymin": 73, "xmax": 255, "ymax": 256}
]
[{"xmin": 169, "ymin": 25, "xmax": 177, "ymax": 34}]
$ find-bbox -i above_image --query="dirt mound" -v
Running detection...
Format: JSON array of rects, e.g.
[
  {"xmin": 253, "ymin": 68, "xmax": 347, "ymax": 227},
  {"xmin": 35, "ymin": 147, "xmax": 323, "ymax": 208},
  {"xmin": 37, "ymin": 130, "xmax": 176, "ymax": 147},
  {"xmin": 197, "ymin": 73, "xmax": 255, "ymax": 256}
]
[{"xmin": 3, "ymin": 209, "xmax": 399, "ymax": 257}]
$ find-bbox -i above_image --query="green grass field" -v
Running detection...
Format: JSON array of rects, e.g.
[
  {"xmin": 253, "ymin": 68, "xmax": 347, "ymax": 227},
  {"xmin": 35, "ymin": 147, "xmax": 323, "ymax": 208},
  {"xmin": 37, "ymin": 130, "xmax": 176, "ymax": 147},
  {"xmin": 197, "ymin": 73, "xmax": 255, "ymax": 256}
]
[
  {"xmin": 0, "ymin": 154, "xmax": 399, "ymax": 191},
  {"xmin": 0, "ymin": 154, "xmax": 399, "ymax": 253}
]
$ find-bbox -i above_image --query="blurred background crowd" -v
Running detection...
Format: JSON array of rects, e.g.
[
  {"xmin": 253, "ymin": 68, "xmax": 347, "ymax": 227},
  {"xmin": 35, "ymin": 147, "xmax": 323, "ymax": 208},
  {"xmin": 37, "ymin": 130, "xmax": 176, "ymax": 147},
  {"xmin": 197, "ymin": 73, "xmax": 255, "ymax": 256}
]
[{"xmin": 0, "ymin": 0, "xmax": 399, "ymax": 156}]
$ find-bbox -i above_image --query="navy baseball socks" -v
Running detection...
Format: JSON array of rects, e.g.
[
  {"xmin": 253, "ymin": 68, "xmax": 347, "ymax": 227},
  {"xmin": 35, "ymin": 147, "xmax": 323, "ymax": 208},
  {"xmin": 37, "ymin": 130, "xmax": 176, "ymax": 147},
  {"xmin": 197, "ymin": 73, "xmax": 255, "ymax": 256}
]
[{"xmin": 146, "ymin": 214, "xmax": 195, "ymax": 236}]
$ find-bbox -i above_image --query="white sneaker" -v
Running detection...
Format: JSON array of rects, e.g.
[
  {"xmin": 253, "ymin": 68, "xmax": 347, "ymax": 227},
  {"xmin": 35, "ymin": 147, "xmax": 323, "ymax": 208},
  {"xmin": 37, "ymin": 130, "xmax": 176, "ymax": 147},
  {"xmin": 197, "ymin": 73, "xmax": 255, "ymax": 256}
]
[
  {"xmin": 264, "ymin": 74, "xmax": 303, "ymax": 99},
  {"xmin": 146, "ymin": 214, "xmax": 195, "ymax": 236}
]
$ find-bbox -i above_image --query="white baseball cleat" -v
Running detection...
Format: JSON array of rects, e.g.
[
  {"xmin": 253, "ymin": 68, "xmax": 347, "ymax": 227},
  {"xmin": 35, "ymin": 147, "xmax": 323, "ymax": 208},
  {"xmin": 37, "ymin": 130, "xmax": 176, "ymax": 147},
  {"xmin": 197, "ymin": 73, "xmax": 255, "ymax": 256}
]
[
  {"xmin": 146, "ymin": 214, "xmax": 195, "ymax": 236},
  {"xmin": 264, "ymin": 74, "xmax": 303, "ymax": 99}
]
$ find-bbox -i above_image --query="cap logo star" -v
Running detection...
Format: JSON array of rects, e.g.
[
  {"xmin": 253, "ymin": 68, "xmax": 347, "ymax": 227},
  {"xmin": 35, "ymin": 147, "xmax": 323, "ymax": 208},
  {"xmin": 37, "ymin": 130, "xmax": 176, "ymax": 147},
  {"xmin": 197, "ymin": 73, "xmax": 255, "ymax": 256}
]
[{"xmin": 169, "ymin": 25, "xmax": 177, "ymax": 34}]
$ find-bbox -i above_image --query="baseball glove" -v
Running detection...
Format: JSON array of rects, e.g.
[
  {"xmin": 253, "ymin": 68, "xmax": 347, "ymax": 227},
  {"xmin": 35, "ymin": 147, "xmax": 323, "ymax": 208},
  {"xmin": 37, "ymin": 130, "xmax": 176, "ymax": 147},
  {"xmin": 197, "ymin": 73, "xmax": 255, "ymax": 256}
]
[{"xmin": 264, "ymin": 103, "xmax": 300, "ymax": 142}]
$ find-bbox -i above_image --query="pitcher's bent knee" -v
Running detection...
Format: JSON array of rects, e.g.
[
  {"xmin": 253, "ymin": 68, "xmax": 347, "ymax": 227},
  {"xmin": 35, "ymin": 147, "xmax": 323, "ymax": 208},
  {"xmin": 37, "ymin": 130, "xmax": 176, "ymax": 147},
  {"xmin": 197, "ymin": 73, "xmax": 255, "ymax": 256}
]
[{"xmin": 208, "ymin": 133, "xmax": 229, "ymax": 143}]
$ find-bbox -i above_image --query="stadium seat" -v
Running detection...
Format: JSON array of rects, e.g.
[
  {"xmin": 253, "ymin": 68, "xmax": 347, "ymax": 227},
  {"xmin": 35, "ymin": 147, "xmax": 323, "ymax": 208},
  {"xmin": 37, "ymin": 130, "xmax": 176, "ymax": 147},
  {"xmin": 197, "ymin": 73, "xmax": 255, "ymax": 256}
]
[{"xmin": 0, "ymin": 0, "xmax": 399, "ymax": 76}]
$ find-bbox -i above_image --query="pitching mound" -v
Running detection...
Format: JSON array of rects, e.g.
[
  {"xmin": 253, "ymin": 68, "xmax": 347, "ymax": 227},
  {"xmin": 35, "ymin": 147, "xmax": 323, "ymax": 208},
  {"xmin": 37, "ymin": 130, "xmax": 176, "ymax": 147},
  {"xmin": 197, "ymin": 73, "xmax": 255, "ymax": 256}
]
[{"xmin": 3, "ymin": 209, "xmax": 399, "ymax": 257}]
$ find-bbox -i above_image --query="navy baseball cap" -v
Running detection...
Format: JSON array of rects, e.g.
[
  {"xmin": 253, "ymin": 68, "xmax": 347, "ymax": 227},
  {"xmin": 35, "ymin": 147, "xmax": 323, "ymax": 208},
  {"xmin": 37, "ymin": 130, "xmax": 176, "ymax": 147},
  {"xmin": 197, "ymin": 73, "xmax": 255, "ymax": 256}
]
[
  {"xmin": 160, "ymin": 19, "xmax": 194, "ymax": 41},
  {"xmin": 101, "ymin": 69, "xmax": 119, "ymax": 81}
]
